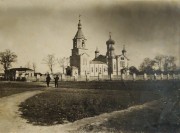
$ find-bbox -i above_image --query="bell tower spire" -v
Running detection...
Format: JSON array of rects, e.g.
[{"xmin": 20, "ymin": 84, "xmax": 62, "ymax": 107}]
[
  {"xmin": 70, "ymin": 15, "xmax": 89, "ymax": 76},
  {"xmin": 78, "ymin": 14, "xmax": 82, "ymax": 29},
  {"xmin": 122, "ymin": 45, "xmax": 127, "ymax": 56},
  {"xmin": 109, "ymin": 32, "xmax": 111, "ymax": 39}
]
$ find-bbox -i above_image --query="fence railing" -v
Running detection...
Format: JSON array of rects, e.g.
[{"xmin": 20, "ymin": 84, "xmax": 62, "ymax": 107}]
[{"xmin": 26, "ymin": 74, "xmax": 180, "ymax": 82}]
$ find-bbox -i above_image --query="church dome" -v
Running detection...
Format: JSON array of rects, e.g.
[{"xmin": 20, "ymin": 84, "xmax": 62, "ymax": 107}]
[
  {"xmin": 106, "ymin": 38, "xmax": 115, "ymax": 45},
  {"xmin": 110, "ymin": 46, "xmax": 115, "ymax": 50},
  {"xmin": 122, "ymin": 45, "xmax": 127, "ymax": 53},
  {"xmin": 122, "ymin": 49, "xmax": 126, "ymax": 53},
  {"xmin": 106, "ymin": 33, "xmax": 115, "ymax": 44},
  {"xmin": 95, "ymin": 47, "xmax": 99, "ymax": 53}
]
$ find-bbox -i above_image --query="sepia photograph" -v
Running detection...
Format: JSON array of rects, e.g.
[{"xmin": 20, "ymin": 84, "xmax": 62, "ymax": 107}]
[{"xmin": 0, "ymin": 0, "xmax": 180, "ymax": 133}]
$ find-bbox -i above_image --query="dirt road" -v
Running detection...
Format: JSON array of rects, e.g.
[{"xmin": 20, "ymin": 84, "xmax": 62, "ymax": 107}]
[
  {"xmin": 1, "ymin": 88, "xmax": 175, "ymax": 133},
  {"xmin": 0, "ymin": 90, "xmax": 72, "ymax": 133}
]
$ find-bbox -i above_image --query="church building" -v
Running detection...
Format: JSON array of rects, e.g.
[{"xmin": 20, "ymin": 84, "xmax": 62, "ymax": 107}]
[
  {"xmin": 70, "ymin": 17, "xmax": 90, "ymax": 76},
  {"xmin": 70, "ymin": 17, "xmax": 129, "ymax": 77}
]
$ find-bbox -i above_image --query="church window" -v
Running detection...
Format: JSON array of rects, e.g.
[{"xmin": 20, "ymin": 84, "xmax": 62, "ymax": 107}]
[
  {"xmin": 96, "ymin": 68, "xmax": 97, "ymax": 72},
  {"xmin": 100, "ymin": 68, "xmax": 101, "ymax": 73},
  {"xmin": 104, "ymin": 68, "xmax": 106, "ymax": 72},
  {"xmin": 121, "ymin": 57, "xmax": 124, "ymax": 60},
  {"xmin": 123, "ymin": 62, "xmax": 125, "ymax": 67},
  {"xmin": 120, "ymin": 61, "xmax": 125, "ymax": 67},
  {"xmin": 92, "ymin": 67, "xmax": 93, "ymax": 72},
  {"xmin": 114, "ymin": 64, "xmax": 116, "ymax": 69}
]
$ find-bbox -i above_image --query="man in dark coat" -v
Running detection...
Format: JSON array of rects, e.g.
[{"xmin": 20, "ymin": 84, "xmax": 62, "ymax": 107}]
[
  {"xmin": 54, "ymin": 75, "xmax": 59, "ymax": 88},
  {"xmin": 46, "ymin": 74, "xmax": 51, "ymax": 87}
]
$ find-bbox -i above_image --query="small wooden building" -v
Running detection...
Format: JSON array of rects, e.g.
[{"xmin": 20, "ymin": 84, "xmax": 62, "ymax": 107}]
[{"xmin": 6, "ymin": 67, "xmax": 34, "ymax": 81}]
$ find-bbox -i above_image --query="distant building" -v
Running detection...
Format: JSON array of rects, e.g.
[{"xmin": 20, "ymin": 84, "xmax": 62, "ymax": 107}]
[
  {"xmin": 70, "ymin": 17, "xmax": 129, "ymax": 77},
  {"xmin": 6, "ymin": 67, "xmax": 34, "ymax": 81}
]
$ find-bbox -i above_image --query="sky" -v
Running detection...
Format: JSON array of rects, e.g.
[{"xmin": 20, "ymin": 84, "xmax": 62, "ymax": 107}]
[{"xmin": 0, "ymin": 0, "xmax": 179, "ymax": 73}]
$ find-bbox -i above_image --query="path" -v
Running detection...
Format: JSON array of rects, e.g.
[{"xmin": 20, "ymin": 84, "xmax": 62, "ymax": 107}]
[{"xmin": 0, "ymin": 88, "xmax": 164, "ymax": 133}]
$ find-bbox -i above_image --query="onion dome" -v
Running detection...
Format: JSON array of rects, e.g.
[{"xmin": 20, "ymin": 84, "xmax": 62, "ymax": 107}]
[
  {"xmin": 122, "ymin": 45, "xmax": 127, "ymax": 54},
  {"xmin": 106, "ymin": 32, "xmax": 115, "ymax": 45},
  {"xmin": 78, "ymin": 20, "xmax": 82, "ymax": 29},
  {"xmin": 95, "ymin": 47, "xmax": 99, "ymax": 53},
  {"xmin": 110, "ymin": 45, "xmax": 115, "ymax": 50}
]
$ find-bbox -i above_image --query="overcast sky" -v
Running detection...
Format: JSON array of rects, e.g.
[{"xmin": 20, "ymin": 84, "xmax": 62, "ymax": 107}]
[{"xmin": 0, "ymin": 0, "xmax": 179, "ymax": 73}]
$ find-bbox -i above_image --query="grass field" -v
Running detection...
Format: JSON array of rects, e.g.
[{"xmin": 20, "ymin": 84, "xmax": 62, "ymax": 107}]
[
  {"xmin": 0, "ymin": 82, "xmax": 44, "ymax": 98},
  {"xmin": 19, "ymin": 80, "xmax": 180, "ymax": 126}
]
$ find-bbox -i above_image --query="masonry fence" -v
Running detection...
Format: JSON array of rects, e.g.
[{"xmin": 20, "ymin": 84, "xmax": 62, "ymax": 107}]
[{"xmin": 26, "ymin": 73, "xmax": 180, "ymax": 82}]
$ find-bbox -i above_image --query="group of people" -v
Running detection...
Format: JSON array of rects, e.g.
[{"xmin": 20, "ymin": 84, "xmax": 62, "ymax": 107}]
[{"xmin": 46, "ymin": 74, "xmax": 59, "ymax": 88}]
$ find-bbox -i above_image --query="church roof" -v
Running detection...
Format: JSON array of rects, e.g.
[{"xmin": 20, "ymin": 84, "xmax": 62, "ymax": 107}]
[
  {"xmin": 106, "ymin": 33, "xmax": 115, "ymax": 45},
  {"xmin": 74, "ymin": 19, "xmax": 86, "ymax": 40},
  {"xmin": 90, "ymin": 60, "xmax": 106, "ymax": 64},
  {"xmin": 92, "ymin": 55, "xmax": 107, "ymax": 63},
  {"xmin": 106, "ymin": 38, "xmax": 115, "ymax": 45},
  {"xmin": 74, "ymin": 29, "xmax": 86, "ymax": 39},
  {"xmin": 8, "ymin": 68, "xmax": 34, "ymax": 71}
]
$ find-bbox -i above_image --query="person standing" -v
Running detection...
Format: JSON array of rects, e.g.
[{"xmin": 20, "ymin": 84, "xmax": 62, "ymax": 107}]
[
  {"xmin": 54, "ymin": 75, "xmax": 59, "ymax": 88},
  {"xmin": 46, "ymin": 74, "xmax": 51, "ymax": 87}
]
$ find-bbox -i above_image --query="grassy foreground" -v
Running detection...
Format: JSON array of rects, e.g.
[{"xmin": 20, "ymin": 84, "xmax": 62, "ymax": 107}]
[
  {"xmin": 19, "ymin": 80, "xmax": 180, "ymax": 126},
  {"xmin": 0, "ymin": 82, "xmax": 44, "ymax": 98}
]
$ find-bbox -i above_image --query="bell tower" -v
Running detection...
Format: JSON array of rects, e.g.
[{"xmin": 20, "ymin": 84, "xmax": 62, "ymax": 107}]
[
  {"xmin": 106, "ymin": 32, "xmax": 116, "ymax": 76},
  {"xmin": 70, "ymin": 15, "xmax": 89, "ymax": 75}
]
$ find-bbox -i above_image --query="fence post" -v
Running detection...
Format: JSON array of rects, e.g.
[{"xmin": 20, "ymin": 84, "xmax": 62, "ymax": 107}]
[
  {"xmin": 172, "ymin": 73, "xmax": 175, "ymax": 80},
  {"xmin": 154, "ymin": 73, "xmax": 157, "ymax": 80},
  {"xmin": 121, "ymin": 73, "xmax": 125, "ymax": 80},
  {"xmin": 133, "ymin": 73, "xmax": 136, "ymax": 81},
  {"xmin": 86, "ymin": 74, "xmax": 89, "ymax": 82},
  {"xmin": 143, "ymin": 73, "xmax": 147, "ymax": 80},
  {"xmin": 167, "ymin": 73, "xmax": 169, "ymax": 80},
  {"xmin": 161, "ymin": 73, "xmax": 163, "ymax": 80}
]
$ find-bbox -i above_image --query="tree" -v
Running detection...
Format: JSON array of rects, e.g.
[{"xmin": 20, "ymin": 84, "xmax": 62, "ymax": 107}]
[
  {"xmin": 154, "ymin": 55, "xmax": 165, "ymax": 71},
  {"xmin": 43, "ymin": 54, "xmax": 56, "ymax": 73},
  {"xmin": 164, "ymin": 56, "xmax": 177, "ymax": 72},
  {"xmin": 139, "ymin": 58, "xmax": 154, "ymax": 73},
  {"xmin": 140, "ymin": 55, "xmax": 177, "ymax": 74},
  {"xmin": 57, "ymin": 57, "xmax": 70, "ymax": 74},
  {"xmin": 0, "ymin": 49, "xmax": 17, "ymax": 72},
  {"xmin": 129, "ymin": 66, "xmax": 139, "ymax": 74},
  {"xmin": 32, "ymin": 62, "xmax": 37, "ymax": 73}
]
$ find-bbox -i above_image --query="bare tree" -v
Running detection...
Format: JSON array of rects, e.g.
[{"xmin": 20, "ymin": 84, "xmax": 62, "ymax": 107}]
[
  {"xmin": 0, "ymin": 49, "xmax": 17, "ymax": 72},
  {"xmin": 43, "ymin": 54, "xmax": 56, "ymax": 73},
  {"xmin": 32, "ymin": 62, "xmax": 37, "ymax": 73},
  {"xmin": 57, "ymin": 57, "xmax": 70, "ymax": 74},
  {"xmin": 154, "ymin": 55, "xmax": 165, "ymax": 71}
]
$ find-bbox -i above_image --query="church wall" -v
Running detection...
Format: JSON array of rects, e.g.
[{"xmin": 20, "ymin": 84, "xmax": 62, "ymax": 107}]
[
  {"xmin": 70, "ymin": 55, "xmax": 81, "ymax": 75},
  {"xmin": 80, "ymin": 54, "xmax": 90, "ymax": 76},
  {"xmin": 89, "ymin": 63, "xmax": 108, "ymax": 76}
]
